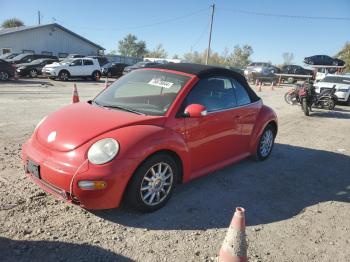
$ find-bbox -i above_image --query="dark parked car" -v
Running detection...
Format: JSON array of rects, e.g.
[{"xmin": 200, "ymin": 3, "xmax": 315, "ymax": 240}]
[
  {"xmin": 0, "ymin": 52, "xmax": 20, "ymax": 60},
  {"xmin": 101, "ymin": 62, "xmax": 129, "ymax": 77},
  {"xmin": 7, "ymin": 54, "xmax": 58, "ymax": 64},
  {"xmin": 304, "ymin": 55, "xmax": 345, "ymax": 66},
  {"xmin": 87, "ymin": 56, "xmax": 109, "ymax": 67},
  {"xmin": 0, "ymin": 59, "xmax": 16, "ymax": 81},
  {"xmin": 16, "ymin": 58, "xmax": 59, "ymax": 78},
  {"xmin": 123, "ymin": 62, "xmax": 159, "ymax": 74},
  {"xmin": 281, "ymin": 65, "xmax": 313, "ymax": 75}
]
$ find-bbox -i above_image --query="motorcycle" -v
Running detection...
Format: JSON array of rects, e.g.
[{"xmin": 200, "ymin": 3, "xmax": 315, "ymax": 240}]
[
  {"xmin": 284, "ymin": 85, "xmax": 302, "ymax": 105},
  {"xmin": 299, "ymin": 84, "xmax": 337, "ymax": 116}
]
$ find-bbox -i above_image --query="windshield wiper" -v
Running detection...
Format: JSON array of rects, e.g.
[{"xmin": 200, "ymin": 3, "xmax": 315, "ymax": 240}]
[
  {"xmin": 90, "ymin": 100, "xmax": 144, "ymax": 115},
  {"xmin": 103, "ymin": 104, "xmax": 145, "ymax": 115}
]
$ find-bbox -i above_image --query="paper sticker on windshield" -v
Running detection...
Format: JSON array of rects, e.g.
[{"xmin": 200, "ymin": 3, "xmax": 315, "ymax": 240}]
[{"xmin": 148, "ymin": 78, "xmax": 174, "ymax": 88}]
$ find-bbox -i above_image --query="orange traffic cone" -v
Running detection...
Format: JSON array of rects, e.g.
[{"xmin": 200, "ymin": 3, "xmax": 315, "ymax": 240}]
[
  {"xmin": 219, "ymin": 207, "xmax": 247, "ymax": 262},
  {"xmin": 72, "ymin": 84, "xmax": 79, "ymax": 103}
]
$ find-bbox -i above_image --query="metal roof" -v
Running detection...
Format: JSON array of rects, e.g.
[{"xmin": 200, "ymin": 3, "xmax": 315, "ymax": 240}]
[{"xmin": 0, "ymin": 23, "xmax": 105, "ymax": 50}]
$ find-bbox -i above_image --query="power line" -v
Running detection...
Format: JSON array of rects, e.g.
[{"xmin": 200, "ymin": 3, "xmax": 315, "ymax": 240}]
[
  {"xmin": 61, "ymin": 7, "xmax": 209, "ymax": 32},
  {"xmin": 218, "ymin": 8, "xmax": 350, "ymax": 21},
  {"xmin": 190, "ymin": 20, "xmax": 210, "ymax": 51}
]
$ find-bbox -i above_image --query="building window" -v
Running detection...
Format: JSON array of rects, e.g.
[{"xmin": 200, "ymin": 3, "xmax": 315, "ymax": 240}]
[
  {"xmin": 41, "ymin": 51, "xmax": 53, "ymax": 56},
  {"xmin": 22, "ymin": 50, "xmax": 35, "ymax": 54},
  {"xmin": 58, "ymin": 53, "xmax": 68, "ymax": 58},
  {"xmin": 2, "ymin": 48, "xmax": 12, "ymax": 55}
]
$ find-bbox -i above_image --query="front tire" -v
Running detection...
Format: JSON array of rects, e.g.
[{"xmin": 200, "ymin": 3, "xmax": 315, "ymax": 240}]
[
  {"xmin": 29, "ymin": 69, "xmax": 38, "ymax": 78},
  {"xmin": 126, "ymin": 154, "xmax": 178, "ymax": 212},
  {"xmin": 302, "ymin": 98, "xmax": 309, "ymax": 116},
  {"xmin": 58, "ymin": 70, "xmax": 70, "ymax": 81},
  {"xmin": 0, "ymin": 71, "xmax": 9, "ymax": 81},
  {"xmin": 254, "ymin": 125, "xmax": 275, "ymax": 161}
]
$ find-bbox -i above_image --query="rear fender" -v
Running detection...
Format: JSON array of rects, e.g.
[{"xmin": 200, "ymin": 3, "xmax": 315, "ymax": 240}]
[{"xmin": 249, "ymin": 105, "xmax": 278, "ymax": 155}]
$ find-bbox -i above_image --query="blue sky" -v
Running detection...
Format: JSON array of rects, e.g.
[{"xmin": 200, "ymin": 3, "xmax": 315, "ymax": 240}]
[{"xmin": 1, "ymin": 0, "xmax": 349, "ymax": 65}]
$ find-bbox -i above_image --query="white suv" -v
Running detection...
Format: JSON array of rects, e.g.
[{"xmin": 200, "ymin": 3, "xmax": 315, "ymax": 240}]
[
  {"xmin": 42, "ymin": 58, "xmax": 102, "ymax": 81},
  {"xmin": 314, "ymin": 75, "xmax": 350, "ymax": 105}
]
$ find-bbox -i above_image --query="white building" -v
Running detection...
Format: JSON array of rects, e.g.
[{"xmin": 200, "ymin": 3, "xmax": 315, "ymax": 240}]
[{"xmin": 0, "ymin": 23, "xmax": 104, "ymax": 58}]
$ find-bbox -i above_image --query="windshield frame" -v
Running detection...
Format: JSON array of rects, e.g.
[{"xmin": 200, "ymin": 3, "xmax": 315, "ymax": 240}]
[{"xmin": 93, "ymin": 68, "xmax": 194, "ymax": 117}]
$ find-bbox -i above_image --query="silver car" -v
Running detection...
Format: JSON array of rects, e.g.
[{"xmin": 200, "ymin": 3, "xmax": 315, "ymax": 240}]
[{"xmin": 314, "ymin": 75, "xmax": 350, "ymax": 104}]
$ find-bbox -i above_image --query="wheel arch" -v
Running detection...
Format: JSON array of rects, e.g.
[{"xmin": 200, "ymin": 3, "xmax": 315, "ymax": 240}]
[{"xmin": 249, "ymin": 105, "xmax": 278, "ymax": 155}]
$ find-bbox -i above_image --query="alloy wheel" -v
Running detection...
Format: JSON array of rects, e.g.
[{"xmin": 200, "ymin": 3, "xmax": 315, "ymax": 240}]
[
  {"xmin": 140, "ymin": 162, "xmax": 174, "ymax": 206},
  {"xmin": 260, "ymin": 129, "xmax": 274, "ymax": 157}
]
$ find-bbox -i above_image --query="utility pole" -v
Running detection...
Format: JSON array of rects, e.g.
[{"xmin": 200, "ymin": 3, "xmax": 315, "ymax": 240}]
[
  {"xmin": 205, "ymin": 4, "xmax": 215, "ymax": 65},
  {"xmin": 38, "ymin": 11, "xmax": 41, "ymax": 25}
]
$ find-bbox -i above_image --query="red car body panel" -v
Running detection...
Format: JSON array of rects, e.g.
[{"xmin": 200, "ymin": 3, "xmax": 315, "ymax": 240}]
[{"xmin": 22, "ymin": 68, "xmax": 277, "ymax": 209}]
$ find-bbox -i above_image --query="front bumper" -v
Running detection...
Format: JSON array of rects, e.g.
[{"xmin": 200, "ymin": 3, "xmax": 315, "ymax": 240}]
[
  {"xmin": 22, "ymin": 137, "xmax": 138, "ymax": 209},
  {"xmin": 42, "ymin": 70, "xmax": 56, "ymax": 77}
]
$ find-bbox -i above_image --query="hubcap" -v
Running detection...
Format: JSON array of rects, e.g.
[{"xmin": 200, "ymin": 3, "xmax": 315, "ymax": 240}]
[
  {"xmin": 60, "ymin": 72, "xmax": 68, "ymax": 80},
  {"xmin": 0, "ymin": 72, "xmax": 9, "ymax": 81},
  {"xmin": 140, "ymin": 162, "xmax": 173, "ymax": 206},
  {"xmin": 260, "ymin": 129, "xmax": 274, "ymax": 157},
  {"xmin": 30, "ymin": 70, "xmax": 37, "ymax": 77}
]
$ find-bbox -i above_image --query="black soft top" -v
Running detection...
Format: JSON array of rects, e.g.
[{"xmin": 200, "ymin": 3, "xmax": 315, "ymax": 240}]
[{"xmin": 148, "ymin": 63, "xmax": 260, "ymax": 102}]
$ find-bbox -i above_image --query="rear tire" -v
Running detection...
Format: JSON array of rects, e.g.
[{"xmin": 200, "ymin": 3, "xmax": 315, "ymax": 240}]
[
  {"xmin": 327, "ymin": 99, "xmax": 336, "ymax": 110},
  {"xmin": 126, "ymin": 154, "xmax": 178, "ymax": 212},
  {"xmin": 92, "ymin": 71, "xmax": 101, "ymax": 81},
  {"xmin": 284, "ymin": 92, "xmax": 297, "ymax": 105},
  {"xmin": 254, "ymin": 125, "xmax": 275, "ymax": 161}
]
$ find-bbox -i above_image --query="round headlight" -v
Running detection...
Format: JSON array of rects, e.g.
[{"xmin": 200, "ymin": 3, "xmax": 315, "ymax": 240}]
[{"xmin": 88, "ymin": 138, "xmax": 119, "ymax": 165}]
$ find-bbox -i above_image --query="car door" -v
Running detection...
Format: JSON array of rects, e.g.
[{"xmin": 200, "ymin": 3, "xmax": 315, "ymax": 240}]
[
  {"xmin": 182, "ymin": 77, "xmax": 243, "ymax": 177},
  {"xmin": 69, "ymin": 59, "xmax": 83, "ymax": 76},
  {"xmin": 230, "ymin": 78, "xmax": 260, "ymax": 152},
  {"xmin": 82, "ymin": 59, "xmax": 95, "ymax": 76}
]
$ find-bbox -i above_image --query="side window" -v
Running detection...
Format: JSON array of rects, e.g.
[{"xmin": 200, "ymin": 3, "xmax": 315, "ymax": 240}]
[
  {"xmin": 71, "ymin": 59, "xmax": 82, "ymax": 66},
  {"xmin": 83, "ymin": 59, "xmax": 93, "ymax": 66},
  {"xmin": 231, "ymin": 78, "xmax": 251, "ymax": 106},
  {"xmin": 184, "ymin": 77, "xmax": 237, "ymax": 112}
]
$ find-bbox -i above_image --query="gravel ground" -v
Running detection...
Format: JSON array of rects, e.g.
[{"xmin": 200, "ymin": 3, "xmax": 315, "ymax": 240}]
[{"xmin": 0, "ymin": 78, "xmax": 349, "ymax": 262}]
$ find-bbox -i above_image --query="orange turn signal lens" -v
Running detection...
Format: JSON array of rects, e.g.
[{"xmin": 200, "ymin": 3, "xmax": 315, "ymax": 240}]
[{"xmin": 78, "ymin": 180, "xmax": 107, "ymax": 190}]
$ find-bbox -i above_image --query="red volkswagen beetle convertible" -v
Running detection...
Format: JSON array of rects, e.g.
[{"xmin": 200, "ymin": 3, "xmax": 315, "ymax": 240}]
[{"xmin": 22, "ymin": 63, "xmax": 277, "ymax": 212}]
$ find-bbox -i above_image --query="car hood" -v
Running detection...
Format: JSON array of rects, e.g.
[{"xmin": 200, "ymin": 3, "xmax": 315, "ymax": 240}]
[
  {"xmin": 35, "ymin": 102, "xmax": 166, "ymax": 152},
  {"xmin": 44, "ymin": 62, "xmax": 63, "ymax": 69},
  {"xmin": 314, "ymin": 82, "xmax": 349, "ymax": 90}
]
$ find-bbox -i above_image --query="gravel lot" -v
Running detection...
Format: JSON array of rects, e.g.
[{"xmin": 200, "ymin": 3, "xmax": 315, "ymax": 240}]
[{"xmin": 0, "ymin": 78, "xmax": 349, "ymax": 262}]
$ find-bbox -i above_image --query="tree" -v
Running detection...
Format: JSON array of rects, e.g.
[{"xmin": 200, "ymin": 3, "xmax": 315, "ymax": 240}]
[
  {"xmin": 118, "ymin": 34, "xmax": 148, "ymax": 58},
  {"xmin": 1, "ymin": 18, "xmax": 24, "ymax": 28},
  {"xmin": 335, "ymin": 42, "xmax": 350, "ymax": 72},
  {"xmin": 282, "ymin": 52, "xmax": 294, "ymax": 65},
  {"xmin": 107, "ymin": 50, "xmax": 116, "ymax": 55},
  {"xmin": 227, "ymin": 45, "xmax": 253, "ymax": 67},
  {"xmin": 146, "ymin": 44, "xmax": 167, "ymax": 58}
]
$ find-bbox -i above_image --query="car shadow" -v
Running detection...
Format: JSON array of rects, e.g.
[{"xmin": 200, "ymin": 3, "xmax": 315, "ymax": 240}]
[
  {"xmin": 7, "ymin": 79, "xmax": 54, "ymax": 86},
  {"xmin": 310, "ymin": 110, "xmax": 350, "ymax": 119},
  {"xmin": 93, "ymin": 144, "xmax": 349, "ymax": 230},
  {"xmin": 0, "ymin": 237, "xmax": 133, "ymax": 262}
]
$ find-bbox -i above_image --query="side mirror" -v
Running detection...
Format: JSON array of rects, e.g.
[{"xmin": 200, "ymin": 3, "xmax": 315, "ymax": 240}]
[{"xmin": 183, "ymin": 104, "xmax": 207, "ymax": 118}]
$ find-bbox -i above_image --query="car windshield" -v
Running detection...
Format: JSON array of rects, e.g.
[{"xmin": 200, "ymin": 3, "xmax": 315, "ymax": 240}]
[
  {"xmin": 321, "ymin": 76, "xmax": 350, "ymax": 84},
  {"xmin": 94, "ymin": 69, "xmax": 190, "ymax": 116},
  {"xmin": 28, "ymin": 59, "xmax": 45, "ymax": 65},
  {"xmin": 10, "ymin": 53, "xmax": 28, "ymax": 60},
  {"xmin": 60, "ymin": 58, "xmax": 74, "ymax": 64}
]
